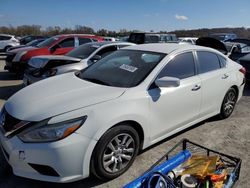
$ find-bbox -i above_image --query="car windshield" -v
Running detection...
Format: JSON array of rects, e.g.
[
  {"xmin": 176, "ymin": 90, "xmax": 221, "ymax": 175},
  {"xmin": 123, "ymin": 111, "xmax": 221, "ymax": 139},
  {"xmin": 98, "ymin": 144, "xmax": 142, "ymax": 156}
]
[
  {"xmin": 77, "ymin": 50, "xmax": 166, "ymax": 87},
  {"xmin": 36, "ymin": 37, "xmax": 58, "ymax": 48},
  {"xmin": 66, "ymin": 43, "xmax": 98, "ymax": 59}
]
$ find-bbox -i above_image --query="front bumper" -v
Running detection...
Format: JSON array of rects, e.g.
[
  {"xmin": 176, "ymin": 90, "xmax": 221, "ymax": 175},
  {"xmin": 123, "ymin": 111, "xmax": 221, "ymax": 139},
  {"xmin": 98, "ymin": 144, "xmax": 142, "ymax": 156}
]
[{"xmin": 0, "ymin": 131, "xmax": 96, "ymax": 183}]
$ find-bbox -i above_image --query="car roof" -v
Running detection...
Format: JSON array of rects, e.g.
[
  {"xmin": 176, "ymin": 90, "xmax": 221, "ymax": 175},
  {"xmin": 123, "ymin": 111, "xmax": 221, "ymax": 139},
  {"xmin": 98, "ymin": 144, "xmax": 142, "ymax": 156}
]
[
  {"xmin": 0, "ymin": 34, "xmax": 14, "ymax": 37},
  {"xmin": 87, "ymin": 41, "xmax": 134, "ymax": 47},
  {"xmin": 123, "ymin": 43, "xmax": 215, "ymax": 54},
  {"xmin": 53, "ymin": 34, "xmax": 96, "ymax": 38}
]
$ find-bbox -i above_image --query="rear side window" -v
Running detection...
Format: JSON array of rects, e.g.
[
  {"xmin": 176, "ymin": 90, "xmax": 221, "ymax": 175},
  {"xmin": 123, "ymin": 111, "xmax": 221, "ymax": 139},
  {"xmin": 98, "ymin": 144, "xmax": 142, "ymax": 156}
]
[
  {"xmin": 197, "ymin": 51, "xmax": 221, "ymax": 74},
  {"xmin": 218, "ymin": 55, "xmax": 227, "ymax": 68},
  {"xmin": 158, "ymin": 52, "xmax": 195, "ymax": 79},
  {"xmin": 58, "ymin": 38, "xmax": 75, "ymax": 47},
  {"xmin": 79, "ymin": 38, "xmax": 92, "ymax": 45},
  {"xmin": 145, "ymin": 35, "xmax": 159, "ymax": 43},
  {"xmin": 128, "ymin": 33, "xmax": 145, "ymax": 44}
]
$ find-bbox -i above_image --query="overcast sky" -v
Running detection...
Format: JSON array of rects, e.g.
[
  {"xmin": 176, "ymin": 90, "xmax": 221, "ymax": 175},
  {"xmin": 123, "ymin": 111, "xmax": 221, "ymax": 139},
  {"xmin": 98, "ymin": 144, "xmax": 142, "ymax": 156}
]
[{"xmin": 1, "ymin": 0, "xmax": 250, "ymax": 31}]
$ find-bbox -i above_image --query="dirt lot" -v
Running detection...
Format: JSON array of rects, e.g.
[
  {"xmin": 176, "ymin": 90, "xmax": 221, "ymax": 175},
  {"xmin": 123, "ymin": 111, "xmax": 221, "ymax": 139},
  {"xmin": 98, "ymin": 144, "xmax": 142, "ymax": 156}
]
[{"xmin": 0, "ymin": 58, "xmax": 249, "ymax": 188}]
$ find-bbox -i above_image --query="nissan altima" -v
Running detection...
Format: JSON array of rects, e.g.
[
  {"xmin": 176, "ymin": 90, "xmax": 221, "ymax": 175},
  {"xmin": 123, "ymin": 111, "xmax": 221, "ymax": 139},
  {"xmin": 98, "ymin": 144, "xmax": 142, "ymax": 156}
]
[{"xmin": 0, "ymin": 43, "xmax": 245, "ymax": 183}]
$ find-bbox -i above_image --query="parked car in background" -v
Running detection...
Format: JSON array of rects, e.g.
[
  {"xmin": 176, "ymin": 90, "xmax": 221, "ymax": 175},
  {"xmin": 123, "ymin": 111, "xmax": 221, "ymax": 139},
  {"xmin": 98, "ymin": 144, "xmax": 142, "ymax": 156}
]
[
  {"xmin": 208, "ymin": 33, "xmax": 237, "ymax": 42},
  {"xmin": 225, "ymin": 41, "xmax": 250, "ymax": 61},
  {"xmin": 119, "ymin": 36, "xmax": 129, "ymax": 42},
  {"xmin": 0, "ymin": 43, "xmax": 245, "ymax": 183},
  {"xmin": 128, "ymin": 32, "xmax": 178, "ymax": 44},
  {"xmin": 238, "ymin": 54, "xmax": 250, "ymax": 81},
  {"xmin": 178, "ymin": 37, "xmax": 198, "ymax": 44},
  {"xmin": 19, "ymin": 35, "xmax": 47, "ymax": 45},
  {"xmin": 23, "ymin": 41, "xmax": 135, "ymax": 85},
  {"xmin": 0, "ymin": 34, "xmax": 20, "ymax": 52},
  {"xmin": 196, "ymin": 37, "xmax": 250, "ymax": 61},
  {"xmin": 4, "ymin": 34, "xmax": 104, "ymax": 74},
  {"xmin": 103, "ymin": 37, "xmax": 119, "ymax": 41},
  {"xmin": 7, "ymin": 38, "xmax": 48, "ymax": 51}
]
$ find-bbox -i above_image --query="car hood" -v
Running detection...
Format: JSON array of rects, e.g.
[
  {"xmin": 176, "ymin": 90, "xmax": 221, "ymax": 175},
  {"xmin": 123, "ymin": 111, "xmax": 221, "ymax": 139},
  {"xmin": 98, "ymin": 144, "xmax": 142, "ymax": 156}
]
[
  {"xmin": 29, "ymin": 55, "xmax": 82, "ymax": 68},
  {"xmin": 8, "ymin": 46, "xmax": 37, "ymax": 53},
  {"xmin": 196, "ymin": 37, "xmax": 228, "ymax": 54},
  {"xmin": 5, "ymin": 72, "xmax": 126, "ymax": 121}
]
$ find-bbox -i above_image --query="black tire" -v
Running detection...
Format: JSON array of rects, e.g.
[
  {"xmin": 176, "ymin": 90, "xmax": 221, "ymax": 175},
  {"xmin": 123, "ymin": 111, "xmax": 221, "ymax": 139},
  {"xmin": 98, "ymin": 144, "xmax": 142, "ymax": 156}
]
[
  {"xmin": 220, "ymin": 88, "xmax": 237, "ymax": 119},
  {"xmin": 91, "ymin": 125, "xmax": 140, "ymax": 180}
]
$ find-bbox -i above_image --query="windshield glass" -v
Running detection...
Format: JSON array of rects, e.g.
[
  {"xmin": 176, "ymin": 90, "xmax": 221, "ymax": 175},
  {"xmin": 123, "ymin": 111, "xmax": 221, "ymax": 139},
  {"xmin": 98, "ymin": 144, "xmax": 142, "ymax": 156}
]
[
  {"xmin": 37, "ymin": 37, "xmax": 58, "ymax": 48},
  {"xmin": 78, "ymin": 50, "xmax": 166, "ymax": 87},
  {"xmin": 66, "ymin": 43, "xmax": 98, "ymax": 59}
]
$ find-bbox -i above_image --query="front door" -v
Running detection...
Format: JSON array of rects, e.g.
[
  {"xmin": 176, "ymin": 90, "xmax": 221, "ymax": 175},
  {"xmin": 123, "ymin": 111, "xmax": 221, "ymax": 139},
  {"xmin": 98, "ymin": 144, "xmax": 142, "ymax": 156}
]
[{"xmin": 148, "ymin": 52, "xmax": 202, "ymax": 143}]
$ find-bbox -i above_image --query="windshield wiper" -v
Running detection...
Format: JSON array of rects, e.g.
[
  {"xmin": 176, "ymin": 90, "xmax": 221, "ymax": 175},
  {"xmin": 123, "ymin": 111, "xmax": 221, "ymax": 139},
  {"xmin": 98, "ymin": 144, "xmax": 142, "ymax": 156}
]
[{"xmin": 83, "ymin": 77, "xmax": 110, "ymax": 86}]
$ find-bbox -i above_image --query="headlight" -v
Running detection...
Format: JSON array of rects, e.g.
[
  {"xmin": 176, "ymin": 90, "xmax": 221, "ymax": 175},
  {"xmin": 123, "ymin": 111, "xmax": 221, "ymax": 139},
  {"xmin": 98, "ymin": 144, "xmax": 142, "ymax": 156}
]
[
  {"xmin": 13, "ymin": 51, "xmax": 27, "ymax": 62},
  {"xmin": 18, "ymin": 116, "xmax": 87, "ymax": 143},
  {"xmin": 42, "ymin": 69, "xmax": 57, "ymax": 78}
]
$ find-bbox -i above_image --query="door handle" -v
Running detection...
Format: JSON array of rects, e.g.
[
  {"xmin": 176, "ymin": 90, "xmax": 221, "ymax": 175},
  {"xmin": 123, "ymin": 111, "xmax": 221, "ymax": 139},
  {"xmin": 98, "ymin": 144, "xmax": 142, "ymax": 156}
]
[
  {"xmin": 192, "ymin": 84, "xmax": 201, "ymax": 91},
  {"xmin": 222, "ymin": 74, "xmax": 229, "ymax": 79}
]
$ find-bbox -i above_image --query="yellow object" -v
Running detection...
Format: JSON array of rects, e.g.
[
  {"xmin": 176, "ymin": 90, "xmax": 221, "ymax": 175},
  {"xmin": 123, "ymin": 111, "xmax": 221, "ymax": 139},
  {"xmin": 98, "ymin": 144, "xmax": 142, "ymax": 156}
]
[
  {"xmin": 181, "ymin": 155, "xmax": 219, "ymax": 179},
  {"xmin": 213, "ymin": 181, "xmax": 224, "ymax": 188}
]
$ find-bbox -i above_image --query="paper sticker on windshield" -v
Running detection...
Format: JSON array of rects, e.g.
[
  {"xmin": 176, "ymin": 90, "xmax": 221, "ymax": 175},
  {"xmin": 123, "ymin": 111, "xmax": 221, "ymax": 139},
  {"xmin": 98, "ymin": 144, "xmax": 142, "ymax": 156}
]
[{"xmin": 119, "ymin": 64, "xmax": 138, "ymax": 72}]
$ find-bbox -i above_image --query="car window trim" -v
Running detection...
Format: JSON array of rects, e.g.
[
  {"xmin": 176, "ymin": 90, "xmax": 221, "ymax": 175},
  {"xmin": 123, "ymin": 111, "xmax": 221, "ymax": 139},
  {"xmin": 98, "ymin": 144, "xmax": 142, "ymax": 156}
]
[
  {"xmin": 195, "ymin": 50, "xmax": 224, "ymax": 75},
  {"xmin": 147, "ymin": 50, "xmax": 198, "ymax": 90}
]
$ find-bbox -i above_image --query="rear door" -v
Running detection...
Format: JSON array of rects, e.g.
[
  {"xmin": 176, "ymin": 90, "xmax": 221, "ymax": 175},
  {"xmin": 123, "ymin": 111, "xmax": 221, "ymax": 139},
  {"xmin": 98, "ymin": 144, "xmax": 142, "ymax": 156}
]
[
  {"xmin": 196, "ymin": 51, "xmax": 231, "ymax": 117},
  {"xmin": 148, "ymin": 52, "xmax": 202, "ymax": 142}
]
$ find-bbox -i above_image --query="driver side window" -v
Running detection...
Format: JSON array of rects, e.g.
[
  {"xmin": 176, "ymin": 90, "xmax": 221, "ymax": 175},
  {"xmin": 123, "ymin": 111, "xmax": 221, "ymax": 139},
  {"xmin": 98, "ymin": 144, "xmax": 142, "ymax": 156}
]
[
  {"xmin": 58, "ymin": 38, "xmax": 75, "ymax": 48},
  {"xmin": 158, "ymin": 52, "xmax": 195, "ymax": 79}
]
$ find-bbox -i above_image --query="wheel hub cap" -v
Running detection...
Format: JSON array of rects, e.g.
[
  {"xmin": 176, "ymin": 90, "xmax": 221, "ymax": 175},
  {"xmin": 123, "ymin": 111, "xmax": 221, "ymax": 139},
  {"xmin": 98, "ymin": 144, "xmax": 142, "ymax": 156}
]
[{"xmin": 102, "ymin": 133, "xmax": 135, "ymax": 173}]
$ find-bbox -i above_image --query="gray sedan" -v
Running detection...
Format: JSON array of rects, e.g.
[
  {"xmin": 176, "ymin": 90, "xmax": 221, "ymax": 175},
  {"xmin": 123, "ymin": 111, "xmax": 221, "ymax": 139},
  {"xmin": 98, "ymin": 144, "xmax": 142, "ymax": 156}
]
[{"xmin": 23, "ymin": 41, "xmax": 135, "ymax": 85}]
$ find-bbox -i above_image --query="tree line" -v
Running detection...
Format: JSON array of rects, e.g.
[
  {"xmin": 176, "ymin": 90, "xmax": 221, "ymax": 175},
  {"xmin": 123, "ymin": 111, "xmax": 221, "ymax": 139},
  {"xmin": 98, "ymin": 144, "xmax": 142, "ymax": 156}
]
[{"xmin": 0, "ymin": 25, "xmax": 250, "ymax": 38}]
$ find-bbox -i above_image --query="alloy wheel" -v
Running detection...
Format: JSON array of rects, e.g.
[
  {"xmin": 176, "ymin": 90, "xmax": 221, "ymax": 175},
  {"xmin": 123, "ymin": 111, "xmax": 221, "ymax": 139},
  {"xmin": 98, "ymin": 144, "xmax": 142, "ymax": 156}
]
[
  {"xmin": 102, "ymin": 133, "xmax": 135, "ymax": 173},
  {"xmin": 223, "ymin": 90, "xmax": 236, "ymax": 116}
]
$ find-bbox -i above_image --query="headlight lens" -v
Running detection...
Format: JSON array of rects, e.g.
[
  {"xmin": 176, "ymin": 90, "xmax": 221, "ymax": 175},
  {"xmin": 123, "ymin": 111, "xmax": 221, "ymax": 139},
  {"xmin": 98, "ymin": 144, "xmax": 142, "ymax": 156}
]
[
  {"xmin": 13, "ymin": 51, "xmax": 27, "ymax": 62},
  {"xmin": 42, "ymin": 69, "xmax": 57, "ymax": 78},
  {"xmin": 18, "ymin": 116, "xmax": 87, "ymax": 143}
]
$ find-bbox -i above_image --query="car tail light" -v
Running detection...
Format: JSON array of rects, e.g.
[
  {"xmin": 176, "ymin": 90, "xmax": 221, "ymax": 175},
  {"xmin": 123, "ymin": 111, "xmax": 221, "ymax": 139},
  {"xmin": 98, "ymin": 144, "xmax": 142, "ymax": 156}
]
[{"xmin": 239, "ymin": 67, "xmax": 246, "ymax": 76}]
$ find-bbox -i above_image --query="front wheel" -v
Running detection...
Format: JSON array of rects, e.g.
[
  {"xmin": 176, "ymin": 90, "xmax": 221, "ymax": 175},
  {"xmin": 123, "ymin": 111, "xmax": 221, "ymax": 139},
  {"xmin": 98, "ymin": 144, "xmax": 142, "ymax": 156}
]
[
  {"xmin": 91, "ymin": 125, "xmax": 140, "ymax": 180},
  {"xmin": 220, "ymin": 88, "xmax": 237, "ymax": 119}
]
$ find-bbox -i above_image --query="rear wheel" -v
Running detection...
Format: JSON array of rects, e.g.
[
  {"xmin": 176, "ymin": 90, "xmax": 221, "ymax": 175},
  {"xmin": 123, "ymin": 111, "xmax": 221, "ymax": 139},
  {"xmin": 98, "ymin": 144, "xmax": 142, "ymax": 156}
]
[
  {"xmin": 91, "ymin": 125, "xmax": 140, "ymax": 180},
  {"xmin": 220, "ymin": 88, "xmax": 237, "ymax": 119}
]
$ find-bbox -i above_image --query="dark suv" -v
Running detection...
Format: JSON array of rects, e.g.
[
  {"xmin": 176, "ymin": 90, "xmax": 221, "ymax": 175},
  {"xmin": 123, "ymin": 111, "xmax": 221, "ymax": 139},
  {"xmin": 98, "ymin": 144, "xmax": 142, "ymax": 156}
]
[{"xmin": 128, "ymin": 32, "xmax": 178, "ymax": 44}]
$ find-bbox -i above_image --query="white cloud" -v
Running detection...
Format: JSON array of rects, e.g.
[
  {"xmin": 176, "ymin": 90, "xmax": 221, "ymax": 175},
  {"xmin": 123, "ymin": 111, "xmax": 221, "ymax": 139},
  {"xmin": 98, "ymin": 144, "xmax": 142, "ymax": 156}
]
[{"xmin": 175, "ymin": 14, "xmax": 188, "ymax": 21}]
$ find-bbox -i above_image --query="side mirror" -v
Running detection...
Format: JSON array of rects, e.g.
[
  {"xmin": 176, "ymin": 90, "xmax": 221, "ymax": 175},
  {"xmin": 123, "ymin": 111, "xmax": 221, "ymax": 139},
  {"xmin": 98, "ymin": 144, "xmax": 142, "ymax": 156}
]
[
  {"xmin": 90, "ymin": 55, "xmax": 102, "ymax": 62},
  {"xmin": 155, "ymin": 76, "xmax": 180, "ymax": 88}
]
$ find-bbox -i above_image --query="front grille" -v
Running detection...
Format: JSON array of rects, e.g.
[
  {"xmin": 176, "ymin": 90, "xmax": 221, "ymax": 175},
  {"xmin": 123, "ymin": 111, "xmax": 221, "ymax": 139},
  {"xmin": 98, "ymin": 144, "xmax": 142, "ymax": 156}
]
[
  {"xmin": 5, "ymin": 53, "xmax": 16, "ymax": 62},
  {"xmin": 1, "ymin": 108, "xmax": 21, "ymax": 133}
]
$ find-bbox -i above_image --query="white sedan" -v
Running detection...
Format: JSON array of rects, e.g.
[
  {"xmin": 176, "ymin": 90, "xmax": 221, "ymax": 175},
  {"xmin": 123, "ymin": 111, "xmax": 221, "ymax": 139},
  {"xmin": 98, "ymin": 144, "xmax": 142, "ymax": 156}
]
[{"xmin": 0, "ymin": 43, "xmax": 245, "ymax": 183}]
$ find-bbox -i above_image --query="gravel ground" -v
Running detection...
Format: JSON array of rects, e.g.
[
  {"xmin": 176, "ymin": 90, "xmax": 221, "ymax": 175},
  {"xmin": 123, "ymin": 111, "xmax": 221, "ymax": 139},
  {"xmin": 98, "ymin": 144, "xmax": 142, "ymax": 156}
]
[{"xmin": 0, "ymin": 59, "xmax": 249, "ymax": 188}]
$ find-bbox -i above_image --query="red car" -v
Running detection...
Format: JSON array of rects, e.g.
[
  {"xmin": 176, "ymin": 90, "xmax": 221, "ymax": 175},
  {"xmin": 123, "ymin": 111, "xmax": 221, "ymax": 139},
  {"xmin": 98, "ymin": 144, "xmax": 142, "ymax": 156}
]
[{"xmin": 5, "ymin": 34, "xmax": 103, "ymax": 73}]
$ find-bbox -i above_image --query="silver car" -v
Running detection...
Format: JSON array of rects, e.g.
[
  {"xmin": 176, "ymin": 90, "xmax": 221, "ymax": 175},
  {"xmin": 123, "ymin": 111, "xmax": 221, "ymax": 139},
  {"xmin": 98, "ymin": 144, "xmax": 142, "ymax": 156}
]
[{"xmin": 23, "ymin": 41, "xmax": 135, "ymax": 86}]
